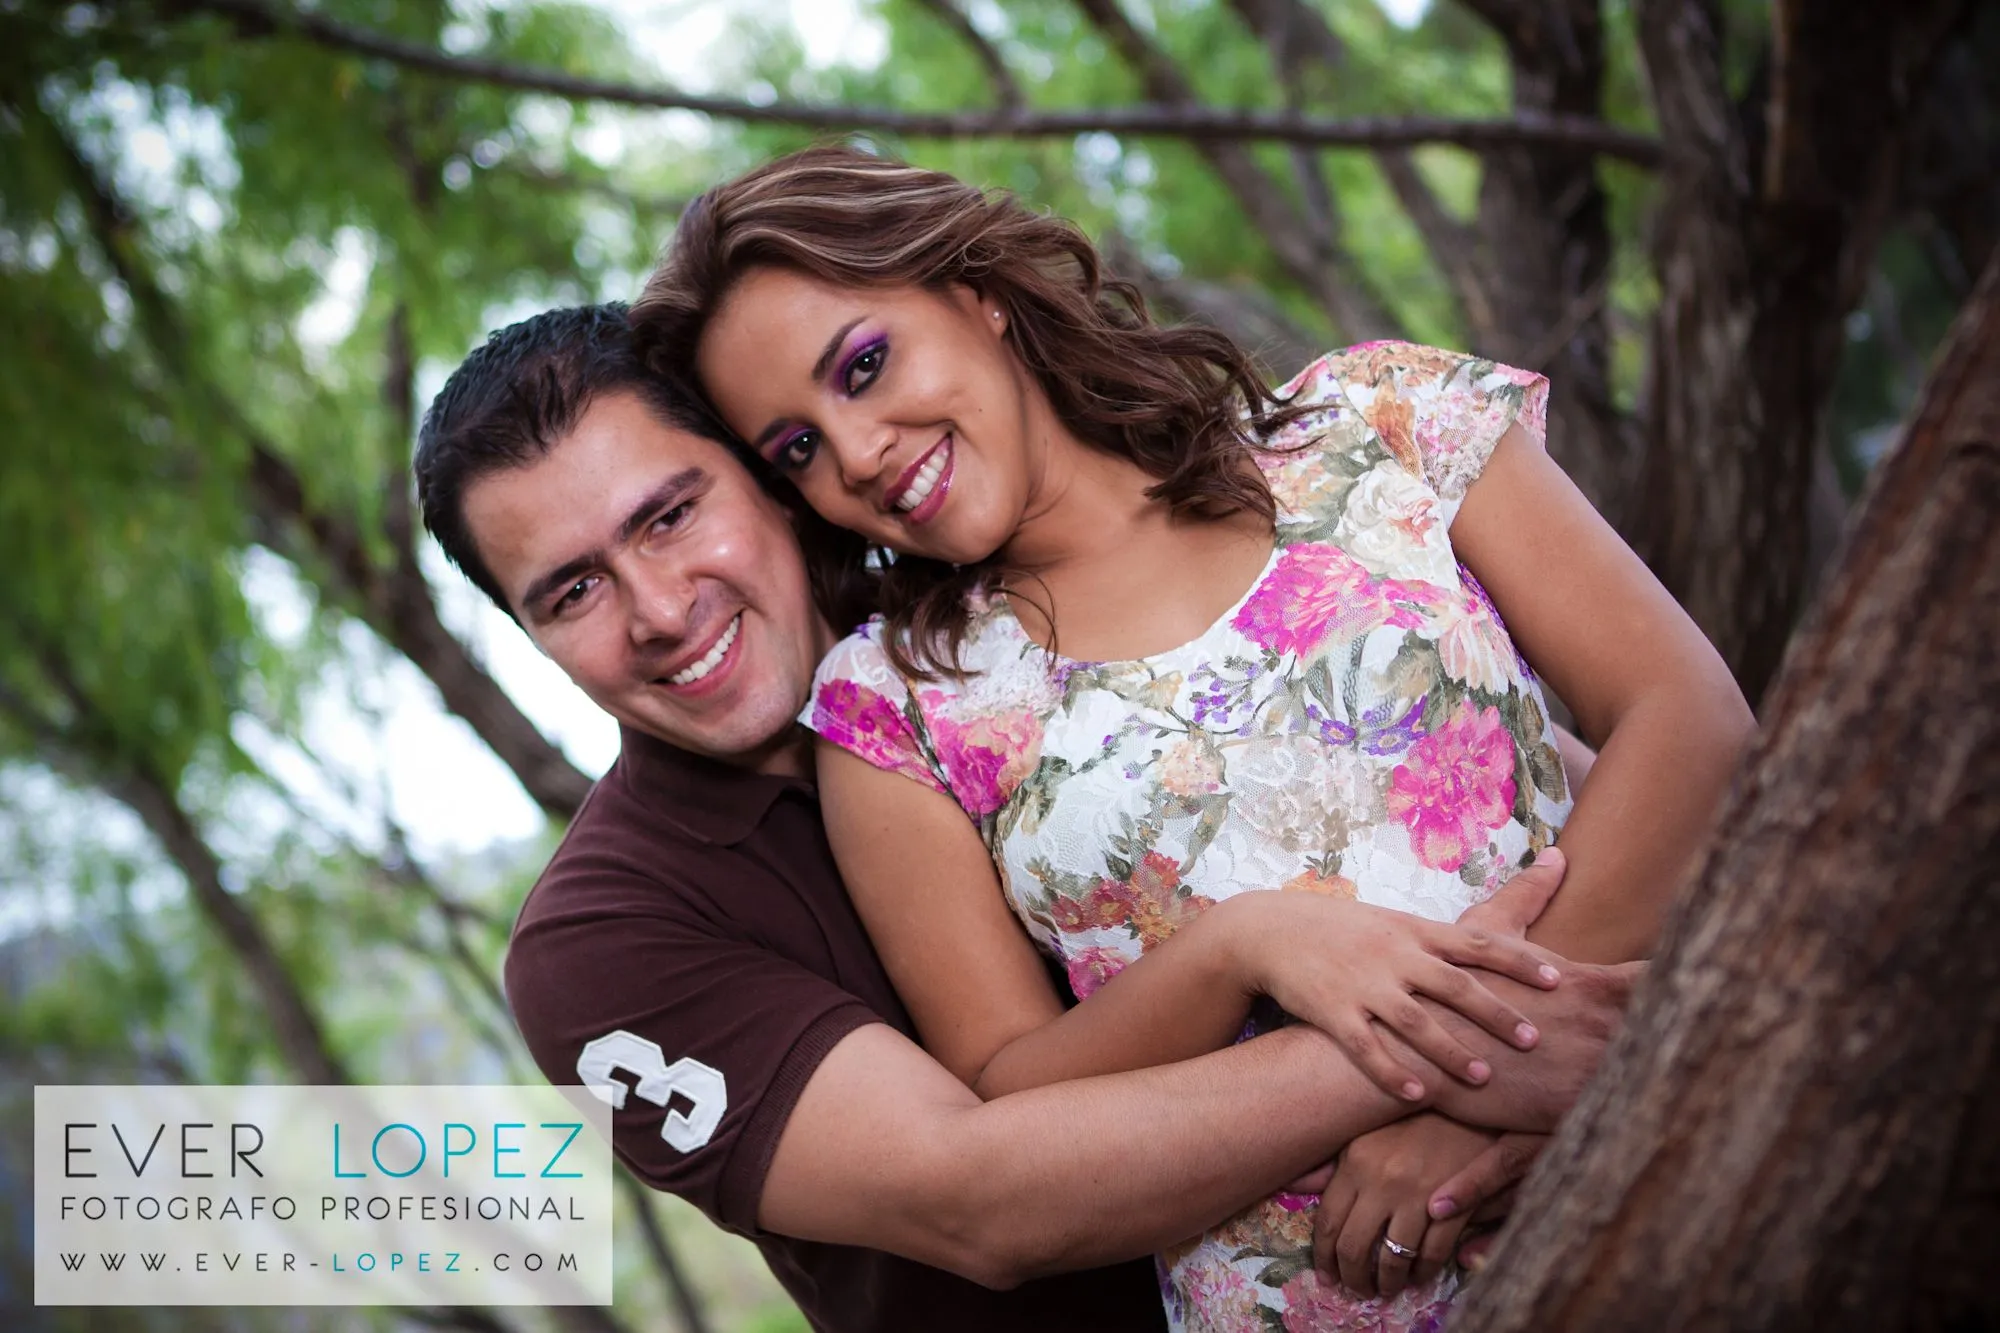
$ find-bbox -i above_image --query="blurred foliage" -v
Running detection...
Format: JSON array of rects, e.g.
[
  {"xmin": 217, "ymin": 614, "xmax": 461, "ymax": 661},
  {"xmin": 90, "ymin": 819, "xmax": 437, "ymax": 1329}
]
[{"xmin": 0, "ymin": 1, "xmax": 1974, "ymax": 1329}]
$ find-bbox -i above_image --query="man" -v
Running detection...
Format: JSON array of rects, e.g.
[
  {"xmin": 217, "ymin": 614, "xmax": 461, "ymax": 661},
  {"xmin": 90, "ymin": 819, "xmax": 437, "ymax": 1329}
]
[{"xmin": 413, "ymin": 305, "xmax": 1633, "ymax": 1331}]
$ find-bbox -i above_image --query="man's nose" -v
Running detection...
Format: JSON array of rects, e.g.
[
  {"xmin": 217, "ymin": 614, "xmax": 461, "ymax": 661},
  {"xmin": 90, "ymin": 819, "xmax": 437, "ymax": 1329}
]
[{"xmin": 624, "ymin": 566, "xmax": 697, "ymax": 645}]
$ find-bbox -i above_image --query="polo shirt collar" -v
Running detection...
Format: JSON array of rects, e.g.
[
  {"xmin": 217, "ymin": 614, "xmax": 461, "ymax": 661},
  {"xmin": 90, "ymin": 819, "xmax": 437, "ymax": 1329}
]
[{"xmin": 615, "ymin": 725, "xmax": 815, "ymax": 845}]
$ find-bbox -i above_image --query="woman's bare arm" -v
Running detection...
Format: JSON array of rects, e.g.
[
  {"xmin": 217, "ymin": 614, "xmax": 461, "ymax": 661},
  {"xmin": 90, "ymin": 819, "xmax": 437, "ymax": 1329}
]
[{"xmin": 1451, "ymin": 423, "xmax": 1755, "ymax": 963}]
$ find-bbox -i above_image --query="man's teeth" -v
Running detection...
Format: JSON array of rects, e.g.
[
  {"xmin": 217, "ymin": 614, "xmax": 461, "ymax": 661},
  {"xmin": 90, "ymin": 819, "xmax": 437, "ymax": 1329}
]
[
  {"xmin": 669, "ymin": 616, "xmax": 739, "ymax": 686},
  {"xmin": 895, "ymin": 446, "xmax": 950, "ymax": 512}
]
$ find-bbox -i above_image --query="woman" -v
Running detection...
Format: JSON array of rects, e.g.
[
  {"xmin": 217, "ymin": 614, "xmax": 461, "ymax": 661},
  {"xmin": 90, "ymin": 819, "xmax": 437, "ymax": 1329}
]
[{"xmin": 632, "ymin": 147, "xmax": 1753, "ymax": 1331}]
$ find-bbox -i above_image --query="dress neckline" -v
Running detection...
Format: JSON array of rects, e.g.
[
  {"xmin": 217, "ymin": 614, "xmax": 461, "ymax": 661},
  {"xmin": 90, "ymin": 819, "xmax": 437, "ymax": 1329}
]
[{"xmin": 990, "ymin": 540, "xmax": 1284, "ymax": 671}]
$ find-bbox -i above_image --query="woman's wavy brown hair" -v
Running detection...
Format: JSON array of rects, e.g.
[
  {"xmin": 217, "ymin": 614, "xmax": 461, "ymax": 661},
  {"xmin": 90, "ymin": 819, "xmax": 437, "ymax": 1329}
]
[{"xmin": 630, "ymin": 144, "xmax": 1303, "ymax": 676}]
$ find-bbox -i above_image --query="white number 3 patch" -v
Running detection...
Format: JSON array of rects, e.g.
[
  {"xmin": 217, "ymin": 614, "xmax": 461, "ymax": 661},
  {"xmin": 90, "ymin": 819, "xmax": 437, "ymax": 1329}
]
[{"xmin": 576, "ymin": 1031, "xmax": 727, "ymax": 1153}]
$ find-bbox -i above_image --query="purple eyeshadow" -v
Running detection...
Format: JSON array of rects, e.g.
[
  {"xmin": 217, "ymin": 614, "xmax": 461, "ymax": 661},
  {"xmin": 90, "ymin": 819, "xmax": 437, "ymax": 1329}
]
[{"xmin": 836, "ymin": 333, "xmax": 887, "ymax": 392}]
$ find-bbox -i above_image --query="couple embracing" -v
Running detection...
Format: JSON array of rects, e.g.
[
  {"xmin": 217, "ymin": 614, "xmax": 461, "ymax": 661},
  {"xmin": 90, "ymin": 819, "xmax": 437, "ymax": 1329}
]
[{"xmin": 415, "ymin": 146, "xmax": 1752, "ymax": 1332}]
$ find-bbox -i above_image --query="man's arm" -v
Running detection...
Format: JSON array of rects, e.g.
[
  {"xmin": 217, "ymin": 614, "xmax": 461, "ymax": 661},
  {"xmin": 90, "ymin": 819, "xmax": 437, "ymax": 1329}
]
[{"xmin": 757, "ymin": 952, "xmax": 1634, "ymax": 1290}]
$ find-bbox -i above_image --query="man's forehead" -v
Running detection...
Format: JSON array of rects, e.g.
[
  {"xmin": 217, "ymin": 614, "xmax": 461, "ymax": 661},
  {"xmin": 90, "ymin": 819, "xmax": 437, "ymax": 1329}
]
[{"xmin": 472, "ymin": 394, "xmax": 735, "ymax": 516}]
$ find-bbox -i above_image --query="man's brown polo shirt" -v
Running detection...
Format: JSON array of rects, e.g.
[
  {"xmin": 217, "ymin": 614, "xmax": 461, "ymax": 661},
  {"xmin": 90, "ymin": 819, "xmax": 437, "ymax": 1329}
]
[{"xmin": 504, "ymin": 725, "xmax": 1165, "ymax": 1332}]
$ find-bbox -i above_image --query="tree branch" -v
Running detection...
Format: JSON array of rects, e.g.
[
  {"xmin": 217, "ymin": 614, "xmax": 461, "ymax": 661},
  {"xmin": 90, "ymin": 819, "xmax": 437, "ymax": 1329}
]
[
  {"xmin": 618, "ymin": 1173, "xmax": 716, "ymax": 1333},
  {"xmin": 1375, "ymin": 147, "xmax": 1502, "ymax": 344},
  {"xmin": 1072, "ymin": 0, "xmax": 1401, "ymax": 342},
  {"xmin": 0, "ymin": 659, "xmax": 348, "ymax": 1085},
  {"xmin": 1101, "ymin": 229, "xmax": 1322, "ymax": 376},
  {"xmin": 1225, "ymin": 0, "xmax": 1508, "ymax": 351},
  {"xmin": 1226, "ymin": 0, "xmax": 1347, "ymax": 84},
  {"xmin": 911, "ymin": 0, "xmax": 1022, "ymax": 111},
  {"xmin": 1224, "ymin": 0, "xmax": 1346, "ymax": 283},
  {"xmin": 38, "ymin": 96, "xmax": 593, "ymax": 820},
  {"xmin": 160, "ymin": 0, "xmax": 1664, "ymax": 165}
]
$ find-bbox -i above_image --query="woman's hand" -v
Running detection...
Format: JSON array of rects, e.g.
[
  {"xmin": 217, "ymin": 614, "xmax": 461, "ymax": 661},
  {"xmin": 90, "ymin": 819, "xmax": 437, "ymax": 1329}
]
[
  {"xmin": 1230, "ymin": 850, "xmax": 1570, "ymax": 1101},
  {"xmin": 1315, "ymin": 1113, "xmax": 1497, "ymax": 1297},
  {"xmin": 1427, "ymin": 1130, "xmax": 1549, "ymax": 1233}
]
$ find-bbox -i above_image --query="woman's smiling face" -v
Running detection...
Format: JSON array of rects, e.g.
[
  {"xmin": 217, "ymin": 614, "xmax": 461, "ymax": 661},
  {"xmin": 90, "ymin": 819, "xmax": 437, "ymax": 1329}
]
[{"xmin": 695, "ymin": 266, "xmax": 1045, "ymax": 565}]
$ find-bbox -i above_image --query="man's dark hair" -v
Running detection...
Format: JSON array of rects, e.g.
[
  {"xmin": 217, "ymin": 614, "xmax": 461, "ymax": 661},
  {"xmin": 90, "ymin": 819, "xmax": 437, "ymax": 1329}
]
[
  {"xmin": 416, "ymin": 302, "xmax": 876, "ymax": 632},
  {"xmin": 415, "ymin": 303, "xmax": 732, "ymax": 615}
]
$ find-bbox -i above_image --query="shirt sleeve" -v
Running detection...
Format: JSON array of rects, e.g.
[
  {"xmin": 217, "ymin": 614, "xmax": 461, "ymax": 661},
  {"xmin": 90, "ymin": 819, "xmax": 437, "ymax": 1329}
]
[
  {"xmin": 1279, "ymin": 341, "xmax": 1550, "ymax": 524},
  {"xmin": 503, "ymin": 861, "xmax": 879, "ymax": 1235},
  {"xmin": 799, "ymin": 626, "xmax": 954, "ymax": 800}
]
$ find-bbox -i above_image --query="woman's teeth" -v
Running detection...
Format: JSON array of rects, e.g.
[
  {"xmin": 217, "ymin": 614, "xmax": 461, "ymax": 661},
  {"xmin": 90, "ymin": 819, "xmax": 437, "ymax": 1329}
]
[
  {"xmin": 895, "ymin": 445, "xmax": 949, "ymax": 513},
  {"xmin": 669, "ymin": 615, "xmax": 739, "ymax": 685}
]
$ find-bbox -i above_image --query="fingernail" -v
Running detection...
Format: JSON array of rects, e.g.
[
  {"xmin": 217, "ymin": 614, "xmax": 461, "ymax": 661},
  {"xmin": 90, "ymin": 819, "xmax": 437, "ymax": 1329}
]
[
  {"xmin": 1465, "ymin": 1249, "xmax": 1490, "ymax": 1274},
  {"xmin": 1467, "ymin": 1059, "xmax": 1490, "ymax": 1083},
  {"xmin": 1533, "ymin": 846, "xmax": 1564, "ymax": 867},
  {"xmin": 1402, "ymin": 1080, "xmax": 1425, "ymax": 1101},
  {"xmin": 1429, "ymin": 1196, "xmax": 1456, "ymax": 1219},
  {"xmin": 1539, "ymin": 964, "xmax": 1561, "ymax": 985},
  {"xmin": 1516, "ymin": 1022, "xmax": 1539, "ymax": 1047}
]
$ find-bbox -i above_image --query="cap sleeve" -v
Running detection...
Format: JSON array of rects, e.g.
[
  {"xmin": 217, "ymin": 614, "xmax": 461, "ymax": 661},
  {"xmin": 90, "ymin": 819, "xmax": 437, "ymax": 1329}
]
[
  {"xmin": 1278, "ymin": 342, "xmax": 1549, "ymax": 523},
  {"xmin": 802, "ymin": 626, "xmax": 952, "ymax": 801}
]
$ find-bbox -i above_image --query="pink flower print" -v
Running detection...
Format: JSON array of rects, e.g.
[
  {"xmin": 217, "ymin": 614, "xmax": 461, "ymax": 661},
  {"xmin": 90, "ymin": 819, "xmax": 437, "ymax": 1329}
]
[
  {"xmin": 1436, "ymin": 580, "xmax": 1519, "ymax": 694},
  {"xmin": 1385, "ymin": 700, "xmax": 1519, "ymax": 872},
  {"xmin": 1232, "ymin": 544, "xmax": 1433, "ymax": 659},
  {"xmin": 811, "ymin": 680, "xmax": 941, "ymax": 794},
  {"xmin": 919, "ymin": 697, "xmax": 1043, "ymax": 818},
  {"xmin": 1279, "ymin": 1269, "xmax": 1451, "ymax": 1332},
  {"xmin": 1180, "ymin": 1258, "xmax": 1262, "ymax": 1329},
  {"xmin": 1062, "ymin": 945, "xmax": 1130, "ymax": 1001},
  {"xmin": 1414, "ymin": 385, "xmax": 1485, "ymax": 477},
  {"xmin": 1050, "ymin": 852, "xmax": 1216, "ymax": 950}
]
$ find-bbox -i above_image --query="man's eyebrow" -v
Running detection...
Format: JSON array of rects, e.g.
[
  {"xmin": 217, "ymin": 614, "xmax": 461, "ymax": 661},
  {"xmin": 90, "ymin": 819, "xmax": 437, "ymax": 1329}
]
[
  {"xmin": 615, "ymin": 467, "xmax": 705, "ymax": 544},
  {"xmin": 752, "ymin": 316, "xmax": 867, "ymax": 450},
  {"xmin": 520, "ymin": 553, "xmax": 600, "ymax": 620},
  {"xmin": 518, "ymin": 467, "xmax": 705, "ymax": 615}
]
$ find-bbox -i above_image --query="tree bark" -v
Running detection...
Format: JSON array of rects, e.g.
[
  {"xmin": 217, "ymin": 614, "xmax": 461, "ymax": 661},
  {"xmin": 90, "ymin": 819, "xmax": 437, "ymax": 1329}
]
[
  {"xmin": 1633, "ymin": 0, "xmax": 1968, "ymax": 706},
  {"xmin": 1452, "ymin": 249, "xmax": 2000, "ymax": 1332}
]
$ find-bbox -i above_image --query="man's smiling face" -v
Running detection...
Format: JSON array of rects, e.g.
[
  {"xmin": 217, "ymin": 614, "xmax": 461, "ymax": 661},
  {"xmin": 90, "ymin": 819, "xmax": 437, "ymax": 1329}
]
[{"xmin": 462, "ymin": 389, "xmax": 833, "ymax": 774}]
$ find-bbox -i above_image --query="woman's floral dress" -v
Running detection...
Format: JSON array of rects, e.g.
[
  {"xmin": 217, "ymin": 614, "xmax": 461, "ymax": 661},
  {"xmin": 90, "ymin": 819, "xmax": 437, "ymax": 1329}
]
[{"xmin": 804, "ymin": 343, "xmax": 1574, "ymax": 1332}]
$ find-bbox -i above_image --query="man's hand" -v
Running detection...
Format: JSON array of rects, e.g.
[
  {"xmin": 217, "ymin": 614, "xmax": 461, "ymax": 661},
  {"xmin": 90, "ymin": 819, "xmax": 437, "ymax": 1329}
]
[
  {"xmin": 1314, "ymin": 1112, "xmax": 1494, "ymax": 1298},
  {"xmin": 1422, "ymin": 957, "xmax": 1637, "ymax": 1131},
  {"xmin": 1407, "ymin": 852, "xmax": 1643, "ymax": 1133}
]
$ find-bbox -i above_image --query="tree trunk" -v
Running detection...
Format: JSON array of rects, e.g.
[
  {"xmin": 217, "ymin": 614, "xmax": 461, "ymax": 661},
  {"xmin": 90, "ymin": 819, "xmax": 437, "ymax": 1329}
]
[
  {"xmin": 1633, "ymin": 0, "xmax": 1967, "ymax": 706},
  {"xmin": 1452, "ymin": 250, "xmax": 2000, "ymax": 1332}
]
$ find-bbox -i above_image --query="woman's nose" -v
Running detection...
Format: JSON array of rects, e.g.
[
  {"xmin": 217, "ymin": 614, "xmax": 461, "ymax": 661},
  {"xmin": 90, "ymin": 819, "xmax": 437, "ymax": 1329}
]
[{"xmin": 830, "ymin": 426, "xmax": 897, "ymax": 490}]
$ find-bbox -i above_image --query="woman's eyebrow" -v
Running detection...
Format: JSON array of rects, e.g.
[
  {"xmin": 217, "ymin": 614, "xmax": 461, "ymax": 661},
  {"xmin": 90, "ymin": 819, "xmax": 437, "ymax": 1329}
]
[
  {"xmin": 812, "ymin": 317, "xmax": 867, "ymax": 382},
  {"xmin": 752, "ymin": 316, "xmax": 868, "ymax": 450}
]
